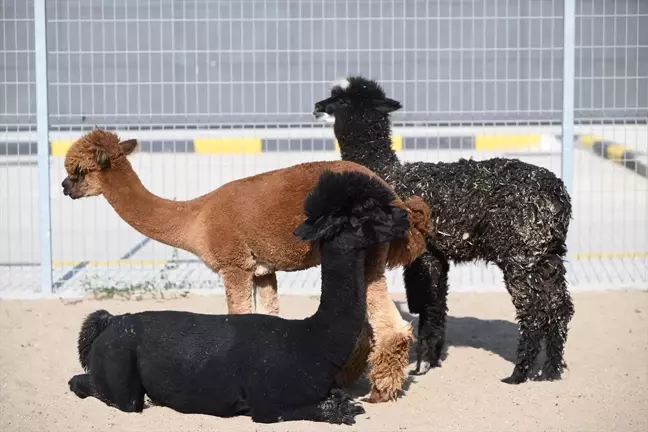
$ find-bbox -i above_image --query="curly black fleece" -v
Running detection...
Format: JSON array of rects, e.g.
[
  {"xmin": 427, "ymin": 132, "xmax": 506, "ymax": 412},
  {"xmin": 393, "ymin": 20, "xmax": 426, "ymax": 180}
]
[
  {"xmin": 313, "ymin": 76, "xmax": 575, "ymax": 384},
  {"xmin": 67, "ymin": 170, "xmax": 409, "ymax": 425}
]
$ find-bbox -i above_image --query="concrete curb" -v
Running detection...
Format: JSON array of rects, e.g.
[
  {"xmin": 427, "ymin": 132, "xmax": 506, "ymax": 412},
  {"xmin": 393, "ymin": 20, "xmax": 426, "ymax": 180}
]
[
  {"xmin": 0, "ymin": 133, "xmax": 552, "ymax": 156},
  {"xmin": 577, "ymin": 135, "xmax": 648, "ymax": 178},
  {"xmin": 1, "ymin": 252, "xmax": 645, "ymax": 270}
]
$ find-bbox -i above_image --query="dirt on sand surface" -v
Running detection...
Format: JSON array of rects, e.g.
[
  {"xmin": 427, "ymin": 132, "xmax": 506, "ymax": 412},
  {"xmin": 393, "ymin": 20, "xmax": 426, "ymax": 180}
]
[{"xmin": 1, "ymin": 291, "xmax": 647, "ymax": 432}]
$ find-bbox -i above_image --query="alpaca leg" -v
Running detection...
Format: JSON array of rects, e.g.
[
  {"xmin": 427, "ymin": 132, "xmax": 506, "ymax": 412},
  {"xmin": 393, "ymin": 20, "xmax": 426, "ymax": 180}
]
[
  {"xmin": 69, "ymin": 373, "xmax": 143, "ymax": 411},
  {"xmin": 534, "ymin": 254, "xmax": 574, "ymax": 381},
  {"xmin": 70, "ymin": 351, "xmax": 145, "ymax": 412},
  {"xmin": 364, "ymin": 245, "xmax": 413, "ymax": 403},
  {"xmin": 403, "ymin": 249, "xmax": 449, "ymax": 375},
  {"xmin": 366, "ymin": 292, "xmax": 413, "ymax": 403},
  {"xmin": 254, "ymin": 273, "xmax": 279, "ymax": 315},
  {"xmin": 220, "ymin": 268, "xmax": 255, "ymax": 314},
  {"xmin": 500, "ymin": 265, "xmax": 545, "ymax": 384},
  {"xmin": 336, "ymin": 320, "xmax": 372, "ymax": 387},
  {"xmin": 251, "ymin": 389, "xmax": 365, "ymax": 425}
]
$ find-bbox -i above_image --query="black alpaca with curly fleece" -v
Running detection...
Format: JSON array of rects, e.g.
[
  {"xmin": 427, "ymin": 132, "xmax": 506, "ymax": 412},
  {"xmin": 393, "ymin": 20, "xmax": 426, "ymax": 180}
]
[
  {"xmin": 68, "ymin": 170, "xmax": 410, "ymax": 425},
  {"xmin": 313, "ymin": 76, "xmax": 574, "ymax": 384}
]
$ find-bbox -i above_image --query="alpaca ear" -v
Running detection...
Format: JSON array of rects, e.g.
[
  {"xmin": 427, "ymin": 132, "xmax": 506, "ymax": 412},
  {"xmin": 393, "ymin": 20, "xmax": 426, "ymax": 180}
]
[
  {"xmin": 95, "ymin": 148, "xmax": 111, "ymax": 169},
  {"xmin": 293, "ymin": 222, "xmax": 317, "ymax": 242},
  {"xmin": 119, "ymin": 139, "xmax": 138, "ymax": 155},
  {"xmin": 374, "ymin": 98, "xmax": 402, "ymax": 114}
]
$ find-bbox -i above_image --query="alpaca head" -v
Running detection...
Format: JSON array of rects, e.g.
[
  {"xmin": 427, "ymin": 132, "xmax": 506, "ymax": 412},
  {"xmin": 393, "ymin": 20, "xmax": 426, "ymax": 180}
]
[
  {"xmin": 293, "ymin": 171, "xmax": 409, "ymax": 251},
  {"xmin": 313, "ymin": 76, "xmax": 402, "ymax": 125},
  {"xmin": 61, "ymin": 129, "xmax": 138, "ymax": 199}
]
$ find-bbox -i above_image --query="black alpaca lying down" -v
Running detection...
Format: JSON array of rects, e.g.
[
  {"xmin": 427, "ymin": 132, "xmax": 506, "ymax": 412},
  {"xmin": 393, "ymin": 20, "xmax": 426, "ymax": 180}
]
[{"xmin": 68, "ymin": 171, "xmax": 410, "ymax": 425}]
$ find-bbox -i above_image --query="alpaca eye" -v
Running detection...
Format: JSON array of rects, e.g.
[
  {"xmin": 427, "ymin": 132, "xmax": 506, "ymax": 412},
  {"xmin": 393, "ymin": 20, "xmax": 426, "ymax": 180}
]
[{"xmin": 74, "ymin": 166, "xmax": 84, "ymax": 177}]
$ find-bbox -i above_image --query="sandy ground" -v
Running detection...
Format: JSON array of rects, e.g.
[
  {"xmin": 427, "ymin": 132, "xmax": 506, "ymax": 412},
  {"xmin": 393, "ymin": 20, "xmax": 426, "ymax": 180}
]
[{"xmin": 1, "ymin": 291, "xmax": 647, "ymax": 432}]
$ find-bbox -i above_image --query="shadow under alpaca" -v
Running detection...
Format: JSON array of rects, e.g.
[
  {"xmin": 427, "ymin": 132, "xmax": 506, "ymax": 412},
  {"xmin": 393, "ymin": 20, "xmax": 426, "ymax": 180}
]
[
  {"xmin": 393, "ymin": 302, "xmax": 519, "ymax": 365},
  {"xmin": 343, "ymin": 303, "xmax": 519, "ymax": 399}
]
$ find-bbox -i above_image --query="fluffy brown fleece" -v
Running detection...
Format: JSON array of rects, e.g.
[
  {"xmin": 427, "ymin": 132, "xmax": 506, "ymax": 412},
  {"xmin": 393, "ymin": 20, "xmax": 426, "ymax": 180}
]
[{"xmin": 61, "ymin": 129, "xmax": 432, "ymax": 403}]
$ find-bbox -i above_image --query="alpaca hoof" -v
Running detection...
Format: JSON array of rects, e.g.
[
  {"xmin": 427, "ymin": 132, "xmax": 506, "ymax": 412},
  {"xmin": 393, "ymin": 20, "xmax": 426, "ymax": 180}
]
[
  {"xmin": 409, "ymin": 359, "xmax": 434, "ymax": 376},
  {"xmin": 363, "ymin": 386, "xmax": 399, "ymax": 404},
  {"xmin": 533, "ymin": 366, "xmax": 563, "ymax": 382},
  {"xmin": 501, "ymin": 373, "xmax": 527, "ymax": 385}
]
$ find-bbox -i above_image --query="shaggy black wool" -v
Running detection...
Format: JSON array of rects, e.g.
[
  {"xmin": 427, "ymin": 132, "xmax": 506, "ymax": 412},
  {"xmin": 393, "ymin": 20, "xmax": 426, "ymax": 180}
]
[
  {"xmin": 68, "ymin": 170, "xmax": 409, "ymax": 425},
  {"xmin": 314, "ymin": 76, "xmax": 575, "ymax": 384}
]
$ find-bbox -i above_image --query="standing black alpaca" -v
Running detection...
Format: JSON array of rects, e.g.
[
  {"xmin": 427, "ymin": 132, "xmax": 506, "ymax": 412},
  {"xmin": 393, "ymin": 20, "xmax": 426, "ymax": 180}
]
[
  {"xmin": 68, "ymin": 170, "xmax": 410, "ymax": 425},
  {"xmin": 313, "ymin": 76, "xmax": 574, "ymax": 384}
]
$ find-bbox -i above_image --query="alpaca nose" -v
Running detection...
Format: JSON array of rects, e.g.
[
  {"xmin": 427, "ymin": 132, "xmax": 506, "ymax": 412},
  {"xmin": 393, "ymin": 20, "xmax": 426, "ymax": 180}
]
[{"xmin": 61, "ymin": 177, "xmax": 71, "ymax": 195}]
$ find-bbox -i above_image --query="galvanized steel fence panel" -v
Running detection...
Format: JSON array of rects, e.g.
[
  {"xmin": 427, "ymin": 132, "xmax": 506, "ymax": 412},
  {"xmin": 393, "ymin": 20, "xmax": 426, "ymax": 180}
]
[{"xmin": 1, "ymin": 0, "xmax": 646, "ymax": 296}]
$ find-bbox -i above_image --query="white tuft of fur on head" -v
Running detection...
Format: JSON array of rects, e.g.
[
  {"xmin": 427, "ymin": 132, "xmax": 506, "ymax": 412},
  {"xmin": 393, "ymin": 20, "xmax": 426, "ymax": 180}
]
[{"xmin": 331, "ymin": 78, "xmax": 350, "ymax": 90}]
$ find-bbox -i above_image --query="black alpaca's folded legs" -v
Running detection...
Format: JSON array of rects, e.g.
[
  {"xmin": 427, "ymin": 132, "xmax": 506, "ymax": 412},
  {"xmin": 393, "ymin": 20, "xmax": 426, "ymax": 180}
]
[
  {"xmin": 69, "ymin": 345, "xmax": 145, "ymax": 412},
  {"xmin": 251, "ymin": 389, "xmax": 365, "ymax": 425},
  {"xmin": 68, "ymin": 374, "xmax": 94, "ymax": 399},
  {"xmin": 403, "ymin": 249, "xmax": 449, "ymax": 375},
  {"xmin": 69, "ymin": 373, "xmax": 145, "ymax": 412}
]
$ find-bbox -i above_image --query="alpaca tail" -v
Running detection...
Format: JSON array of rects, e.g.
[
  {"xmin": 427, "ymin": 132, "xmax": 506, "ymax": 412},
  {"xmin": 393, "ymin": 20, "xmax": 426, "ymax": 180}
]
[
  {"xmin": 293, "ymin": 170, "xmax": 409, "ymax": 247},
  {"xmin": 77, "ymin": 309, "xmax": 113, "ymax": 371},
  {"xmin": 386, "ymin": 195, "xmax": 433, "ymax": 269}
]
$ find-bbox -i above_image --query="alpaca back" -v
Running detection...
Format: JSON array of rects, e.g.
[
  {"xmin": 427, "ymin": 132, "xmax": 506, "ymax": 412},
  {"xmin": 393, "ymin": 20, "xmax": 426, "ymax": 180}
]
[
  {"xmin": 394, "ymin": 157, "xmax": 571, "ymax": 263},
  {"xmin": 194, "ymin": 161, "xmax": 428, "ymax": 272}
]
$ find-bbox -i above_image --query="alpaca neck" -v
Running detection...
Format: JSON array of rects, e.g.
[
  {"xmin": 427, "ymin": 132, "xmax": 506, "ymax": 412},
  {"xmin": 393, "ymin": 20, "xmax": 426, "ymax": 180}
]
[
  {"xmin": 335, "ymin": 113, "xmax": 401, "ymax": 180},
  {"xmin": 310, "ymin": 240, "xmax": 367, "ymax": 365},
  {"xmin": 99, "ymin": 159, "xmax": 199, "ymax": 252}
]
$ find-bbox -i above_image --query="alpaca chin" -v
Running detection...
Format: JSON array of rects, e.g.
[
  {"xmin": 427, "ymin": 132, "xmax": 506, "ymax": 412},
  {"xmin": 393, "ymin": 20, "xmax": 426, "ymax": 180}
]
[{"xmin": 315, "ymin": 112, "xmax": 336, "ymax": 125}]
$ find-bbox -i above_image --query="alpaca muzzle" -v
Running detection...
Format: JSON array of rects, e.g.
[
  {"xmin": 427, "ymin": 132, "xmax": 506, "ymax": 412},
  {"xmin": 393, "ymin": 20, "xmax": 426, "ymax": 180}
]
[
  {"xmin": 312, "ymin": 106, "xmax": 324, "ymax": 118},
  {"xmin": 61, "ymin": 177, "xmax": 79, "ymax": 199},
  {"xmin": 313, "ymin": 110, "xmax": 335, "ymax": 124},
  {"xmin": 61, "ymin": 177, "xmax": 71, "ymax": 195}
]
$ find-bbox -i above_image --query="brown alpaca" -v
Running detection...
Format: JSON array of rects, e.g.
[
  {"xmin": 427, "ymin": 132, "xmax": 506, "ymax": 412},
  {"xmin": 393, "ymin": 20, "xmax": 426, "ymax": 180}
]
[{"xmin": 61, "ymin": 129, "xmax": 432, "ymax": 403}]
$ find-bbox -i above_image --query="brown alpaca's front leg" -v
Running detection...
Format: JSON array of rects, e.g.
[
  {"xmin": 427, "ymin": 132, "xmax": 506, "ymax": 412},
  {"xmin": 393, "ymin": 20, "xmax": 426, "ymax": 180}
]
[
  {"xmin": 254, "ymin": 273, "xmax": 279, "ymax": 315},
  {"xmin": 363, "ymin": 245, "xmax": 413, "ymax": 403},
  {"xmin": 220, "ymin": 268, "xmax": 255, "ymax": 314}
]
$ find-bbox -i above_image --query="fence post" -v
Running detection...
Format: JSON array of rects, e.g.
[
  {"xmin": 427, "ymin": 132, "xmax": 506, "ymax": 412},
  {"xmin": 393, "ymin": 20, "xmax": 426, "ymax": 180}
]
[
  {"xmin": 561, "ymin": 0, "xmax": 576, "ymax": 195},
  {"xmin": 34, "ymin": 0, "xmax": 53, "ymax": 295}
]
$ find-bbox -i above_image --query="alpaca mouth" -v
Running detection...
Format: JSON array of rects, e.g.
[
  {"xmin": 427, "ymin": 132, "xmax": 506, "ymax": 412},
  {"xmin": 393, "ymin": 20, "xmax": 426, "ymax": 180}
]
[
  {"xmin": 62, "ymin": 187, "xmax": 81, "ymax": 199},
  {"xmin": 313, "ymin": 111, "xmax": 335, "ymax": 125}
]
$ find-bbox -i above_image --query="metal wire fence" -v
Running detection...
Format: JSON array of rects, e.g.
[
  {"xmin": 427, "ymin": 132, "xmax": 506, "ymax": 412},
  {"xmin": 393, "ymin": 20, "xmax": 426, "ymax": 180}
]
[{"xmin": 1, "ymin": 0, "xmax": 646, "ymax": 297}]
